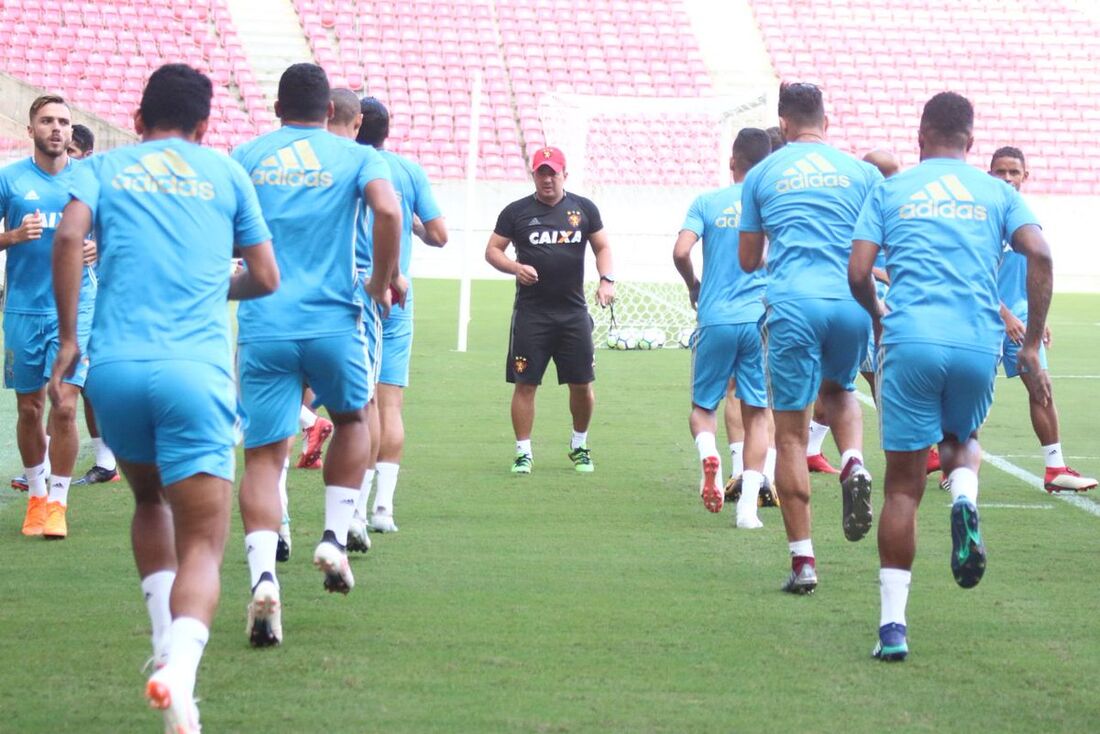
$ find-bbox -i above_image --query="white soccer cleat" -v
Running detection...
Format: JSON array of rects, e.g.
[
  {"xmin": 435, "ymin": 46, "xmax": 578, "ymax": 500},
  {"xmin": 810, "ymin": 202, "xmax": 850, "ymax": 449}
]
[
  {"xmin": 347, "ymin": 514, "xmax": 372, "ymax": 553},
  {"xmin": 735, "ymin": 513, "xmax": 764, "ymax": 530},
  {"xmin": 368, "ymin": 509, "xmax": 399, "ymax": 533},
  {"xmin": 246, "ymin": 575, "xmax": 282, "ymax": 647},
  {"xmin": 145, "ymin": 667, "xmax": 201, "ymax": 734},
  {"xmin": 313, "ymin": 532, "xmax": 355, "ymax": 594}
]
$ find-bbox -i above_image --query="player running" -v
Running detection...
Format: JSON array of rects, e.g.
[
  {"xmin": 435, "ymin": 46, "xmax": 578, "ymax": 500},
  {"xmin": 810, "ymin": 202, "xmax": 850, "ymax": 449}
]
[
  {"xmin": 346, "ymin": 96, "xmax": 447, "ymax": 546},
  {"xmin": 0, "ymin": 94, "xmax": 97, "ymax": 539},
  {"xmin": 673, "ymin": 127, "xmax": 775, "ymax": 528},
  {"xmin": 232, "ymin": 64, "xmax": 401, "ymax": 646},
  {"xmin": 988, "ymin": 146, "xmax": 1096, "ymax": 493},
  {"xmin": 849, "ymin": 92, "xmax": 1052, "ymax": 661},
  {"xmin": 739, "ymin": 82, "xmax": 883, "ymax": 594},
  {"xmin": 50, "ymin": 63, "xmax": 279, "ymax": 732}
]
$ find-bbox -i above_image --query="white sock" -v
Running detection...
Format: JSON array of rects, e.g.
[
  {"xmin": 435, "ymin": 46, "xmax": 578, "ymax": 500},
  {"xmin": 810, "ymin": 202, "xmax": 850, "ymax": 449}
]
[
  {"xmin": 571, "ymin": 430, "xmax": 587, "ymax": 450},
  {"xmin": 764, "ymin": 447, "xmax": 777, "ymax": 483},
  {"xmin": 44, "ymin": 435, "xmax": 51, "ymax": 477},
  {"xmin": 738, "ymin": 470, "xmax": 764, "ymax": 516},
  {"xmin": 789, "ymin": 538, "xmax": 814, "ymax": 558},
  {"xmin": 141, "ymin": 570, "xmax": 175, "ymax": 660},
  {"xmin": 373, "ymin": 462, "xmax": 399, "ymax": 514},
  {"xmin": 277, "ymin": 457, "xmax": 289, "ymax": 521},
  {"xmin": 516, "ymin": 439, "xmax": 532, "ymax": 457},
  {"xmin": 299, "ymin": 405, "xmax": 317, "ymax": 431},
  {"xmin": 1042, "ymin": 442, "xmax": 1064, "ymax": 469},
  {"xmin": 728, "ymin": 441, "xmax": 744, "ymax": 476},
  {"xmin": 807, "ymin": 420, "xmax": 829, "ymax": 456},
  {"xmin": 324, "ymin": 485, "xmax": 359, "ymax": 546},
  {"xmin": 48, "ymin": 475, "xmax": 71, "ymax": 506},
  {"xmin": 949, "ymin": 467, "xmax": 979, "ymax": 506},
  {"xmin": 840, "ymin": 449, "xmax": 864, "ymax": 471},
  {"xmin": 92, "ymin": 437, "xmax": 117, "ymax": 471},
  {"xmin": 165, "ymin": 617, "xmax": 208, "ymax": 699},
  {"xmin": 879, "ymin": 567, "xmax": 912, "ymax": 627},
  {"xmin": 25, "ymin": 462, "xmax": 47, "ymax": 498},
  {"xmin": 356, "ymin": 468, "xmax": 376, "ymax": 517},
  {"xmin": 695, "ymin": 432, "xmax": 718, "ymax": 461},
  {"xmin": 244, "ymin": 530, "xmax": 279, "ymax": 590}
]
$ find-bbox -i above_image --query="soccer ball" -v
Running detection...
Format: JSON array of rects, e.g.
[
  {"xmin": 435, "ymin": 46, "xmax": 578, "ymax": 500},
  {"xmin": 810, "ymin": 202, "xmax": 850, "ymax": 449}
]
[
  {"xmin": 676, "ymin": 327, "xmax": 694, "ymax": 349},
  {"xmin": 607, "ymin": 327, "xmax": 639, "ymax": 350},
  {"xmin": 637, "ymin": 327, "xmax": 666, "ymax": 350}
]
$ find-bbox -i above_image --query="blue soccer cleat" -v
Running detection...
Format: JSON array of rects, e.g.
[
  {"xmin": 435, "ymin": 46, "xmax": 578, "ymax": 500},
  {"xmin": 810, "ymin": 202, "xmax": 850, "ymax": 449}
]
[
  {"xmin": 872, "ymin": 622, "xmax": 909, "ymax": 662},
  {"xmin": 950, "ymin": 500, "xmax": 986, "ymax": 589}
]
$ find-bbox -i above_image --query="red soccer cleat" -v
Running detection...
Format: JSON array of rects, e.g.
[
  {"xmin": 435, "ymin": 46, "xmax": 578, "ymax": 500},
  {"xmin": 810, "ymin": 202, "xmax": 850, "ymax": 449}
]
[
  {"xmin": 926, "ymin": 446, "xmax": 941, "ymax": 474},
  {"xmin": 700, "ymin": 456, "xmax": 723, "ymax": 513},
  {"xmin": 807, "ymin": 453, "xmax": 840, "ymax": 474},
  {"xmin": 1044, "ymin": 466, "xmax": 1097, "ymax": 493},
  {"xmin": 297, "ymin": 416, "xmax": 333, "ymax": 470}
]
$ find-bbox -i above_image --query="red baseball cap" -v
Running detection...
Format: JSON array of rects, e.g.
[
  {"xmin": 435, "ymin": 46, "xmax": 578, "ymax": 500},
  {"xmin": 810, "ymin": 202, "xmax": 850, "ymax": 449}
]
[{"xmin": 530, "ymin": 146, "xmax": 566, "ymax": 173}]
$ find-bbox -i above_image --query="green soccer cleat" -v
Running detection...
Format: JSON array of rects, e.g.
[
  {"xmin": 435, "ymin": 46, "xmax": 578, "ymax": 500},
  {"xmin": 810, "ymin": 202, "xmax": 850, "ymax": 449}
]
[
  {"xmin": 568, "ymin": 446, "xmax": 594, "ymax": 473},
  {"xmin": 511, "ymin": 453, "xmax": 532, "ymax": 474}
]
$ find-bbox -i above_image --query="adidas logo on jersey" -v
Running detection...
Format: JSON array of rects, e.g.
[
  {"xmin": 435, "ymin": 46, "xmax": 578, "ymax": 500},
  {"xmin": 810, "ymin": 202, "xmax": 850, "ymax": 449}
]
[
  {"xmin": 775, "ymin": 153, "xmax": 851, "ymax": 192},
  {"xmin": 899, "ymin": 175, "xmax": 987, "ymax": 221},
  {"xmin": 252, "ymin": 140, "xmax": 333, "ymax": 188},
  {"xmin": 714, "ymin": 204, "xmax": 741, "ymax": 228},
  {"xmin": 23, "ymin": 190, "xmax": 39, "ymax": 201},
  {"xmin": 112, "ymin": 149, "xmax": 214, "ymax": 200},
  {"xmin": 528, "ymin": 217, "xmax": 541, "ymax": 225}
]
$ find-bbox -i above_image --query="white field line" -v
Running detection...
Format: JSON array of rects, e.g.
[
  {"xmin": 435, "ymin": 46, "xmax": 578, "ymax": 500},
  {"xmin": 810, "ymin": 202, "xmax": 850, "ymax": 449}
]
[{"xmin": 852, "ymin": 391, "xmax": 1100, "ymax": 518}]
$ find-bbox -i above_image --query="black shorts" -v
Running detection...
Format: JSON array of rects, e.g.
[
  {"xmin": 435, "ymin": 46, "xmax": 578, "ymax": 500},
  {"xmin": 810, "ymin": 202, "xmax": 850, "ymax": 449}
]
[{"xmin": 506, "ymin": 307, "xmax": 595, "ymax": 385}]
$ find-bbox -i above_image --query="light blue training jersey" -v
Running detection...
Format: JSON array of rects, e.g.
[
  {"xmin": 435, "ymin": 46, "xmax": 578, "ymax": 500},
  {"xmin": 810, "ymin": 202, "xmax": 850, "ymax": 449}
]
[
  {"xmin": 0, "ymin": 157, "xmax": 97, "ymax": 314},
  {"xmin": 356, "ymin": 148, "xmax": 442, "ymax": 320},
  {"xmin": 68, "ymin": 139, "xmax": 270, "ymax": 371},
  {"xmin": 997, "ymin": 245, "xmax": 1028, "ymax": 315},
  {"xmin": 232, "ymin": 126, "xmax": 390, "ymax": 341},
  {"xmin": 681, "ymin": 183, "xmax": 765, "ymax": 326},
  {"xmin": 740, "ymin": 142, "xmax": 882, "ymax": 304},
  {"xmin": 851, "ymin": 157, "xmax": 1038, "ymax": 355}
]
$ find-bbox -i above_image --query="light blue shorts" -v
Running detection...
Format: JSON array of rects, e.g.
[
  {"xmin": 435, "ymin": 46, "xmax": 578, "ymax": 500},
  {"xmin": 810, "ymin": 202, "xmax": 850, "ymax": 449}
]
[
  {"xmin": 85, "ymin": 360, "xmax": 238, "ymax": 486},
  {"xmin": 690, "ymin": 323, "xmax": 767, "ymax": 410},
  {"xmin": 1000, "ymin": 311, "xmax": 1048, "ymax": 378},
  {"xmin": 879, "ymin": 342, "xmax": 998, "ymax": 451},
  {"xmin": 238, "ymin": 332, "xmax": 371, "ymax": 449},
  {"xmin": 3, "ymin": 308, "xmax": 93, "ymax": 393},
  {"xmin": 365, "ymin": 312, "xmax": 413, "ymax": 388},
  {"xmin": 762, "ymin": 298, "xmax": 871, "ymax": 411}
]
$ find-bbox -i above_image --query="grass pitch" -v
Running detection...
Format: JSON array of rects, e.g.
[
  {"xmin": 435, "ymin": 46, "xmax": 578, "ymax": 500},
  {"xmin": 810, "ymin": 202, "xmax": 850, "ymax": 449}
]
[{"xmin": 0, "ymin": 281, "xmax": 1097, "ymax": 732}]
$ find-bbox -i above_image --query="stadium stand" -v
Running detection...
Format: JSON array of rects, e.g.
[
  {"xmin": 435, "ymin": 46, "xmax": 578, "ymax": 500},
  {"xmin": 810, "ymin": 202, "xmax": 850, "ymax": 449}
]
[
  {"xmin": 0, "ymin": 0, "xmax": 271, "ymax": 150},
  {"xmin": 749, "ymin": 0, "xmax": 1100, "ymax": 194}
]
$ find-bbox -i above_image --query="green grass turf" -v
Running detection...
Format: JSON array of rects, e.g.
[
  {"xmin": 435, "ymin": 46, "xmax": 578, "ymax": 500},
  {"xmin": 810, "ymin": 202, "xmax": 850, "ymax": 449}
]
[{"xmin": 0, "ymin": 281, "xmax": 1098, "ymax": 732}]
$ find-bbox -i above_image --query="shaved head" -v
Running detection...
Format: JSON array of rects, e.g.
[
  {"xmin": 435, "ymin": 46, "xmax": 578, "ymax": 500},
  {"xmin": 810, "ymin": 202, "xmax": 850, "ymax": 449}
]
[
  {"xmin": 863, "ymin": 149, "xmax": 900, "ymax": 178},
  {"xmin": 330, "ymin": 88, "xmax": 361, "ymax": 126}
]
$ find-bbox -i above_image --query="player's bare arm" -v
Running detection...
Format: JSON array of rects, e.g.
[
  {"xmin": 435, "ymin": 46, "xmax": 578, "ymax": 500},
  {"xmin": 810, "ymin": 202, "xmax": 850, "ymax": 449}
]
[
  {"xmin": 739, "ymin": 230, "xmax": 766, "ymax": 273},
  {"xmin": 228, "ymin": 240, "xmax": 279, "ymax": 300},
  {"xmin": 364, "ymin": 177, "xmax": 403, "ymax": 314},
  {"xmin": 414, "ymin": 214, "xmax": 448, "ymax": 248},
  {"xmin": 47, "ymin": 198, "xmax": 91, "ymax": 402},
  {"xmin": 0, "ymin": 211, "xmax": 45, "ymax": 249},
  {"xmin": 1009, "ymin": 222, "xmax": 1054, "ymax": 406},
  {"xmin": 589, "ymin": 228, "xmax": 615, "ymax": 306},
  {"xmin": 672, "ymin": 229, "xmax": 701, "ymax": 308},
  {"xmin": 485, "ymin": 232, "xmax": 537, "ymax": 285},
  {"xmin": 849, "ymin": 239, "xmax": 886, "ymax": 344}
]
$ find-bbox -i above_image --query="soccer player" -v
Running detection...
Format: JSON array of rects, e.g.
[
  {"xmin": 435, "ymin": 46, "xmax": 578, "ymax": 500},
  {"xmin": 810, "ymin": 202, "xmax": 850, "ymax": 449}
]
[
  {"xmin": 0, "ymin": 94, "xmax": 97, "ymax": 538},
  {"xmin": 739, "ymin": 82, "xmax": 882, "ymax": 594},
  {"xmin": 485, "ymin": 146, "xmax": 615, "ymax": 474},
  {"xmin": 232, "ymin": 64, "xmax": 401, "ymax": 646},
  {"xmin": 850, "ymin": 92, "xmax": 1052, "ymax": 661},
  {"xmin": 346, "ymin": 96, "xmax": 447, "ymax": 544},
  {"xmin": 50, "ymin": 63, "xmax": 278, "ymax": 731},
  {"xmin": 673, "ymin": 127, "xmax": 775, "ymax": 527},
  {"xmin": 67, "ymin": 123, "xmax": 94, "ymax": 158},
  {"xmin": 988, "ymin": 146, "xmax": 1096, "ymax": 492}
]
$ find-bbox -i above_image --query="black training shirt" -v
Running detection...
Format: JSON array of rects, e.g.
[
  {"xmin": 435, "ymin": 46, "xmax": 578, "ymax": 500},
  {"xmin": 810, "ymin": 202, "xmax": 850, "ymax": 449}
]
[{"xmin": 493, "ymin": 191, "xmax": 603, "ymax": 311}]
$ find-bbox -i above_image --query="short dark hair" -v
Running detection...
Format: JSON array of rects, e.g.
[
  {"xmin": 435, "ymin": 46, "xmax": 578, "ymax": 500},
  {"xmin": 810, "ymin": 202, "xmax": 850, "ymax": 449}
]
[
  {"xmin": 29, "ymin": 94, "xmax": 67, "ymax": 122},
  {"xmin": 277, "ymin": 63, "xmax": 331, "ymax": 122},
  {"xmin": 139, "ymin": 64, "xmax": 212, "ymax": 133},
  {"xmin": 765, "ymin": 126, "xmax": 785, "ymax": 152},
  {"xmin": 356, "ymin": 97, "xmax": 389, "ymax": 147},
  {"xmin": 71, "ymin": 124, "xmax": 94, "ymax": 153},
  {"xmin": 777, "ymin": 82, "xmax": 824, "ymax": 127},
  {"xmin": 732, "ymin": 128, "xmax": 772, "ymax": 169},
  {"xmin": 991, "ymin": 146, "xmax": 1026, "ymax": 168},
  {"xmin": 919, "ymin": 92, "xmax": 973, "ymax": 149},
  {"xmin": 330, "ymin": 88, "xmax": 360, "ymax": 126}
]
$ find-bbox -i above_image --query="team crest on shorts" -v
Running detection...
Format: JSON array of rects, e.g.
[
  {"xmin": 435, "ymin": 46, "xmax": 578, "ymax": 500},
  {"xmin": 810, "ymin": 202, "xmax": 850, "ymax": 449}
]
[
  {"xmin": 514, "ymin": 356, "xmax": 528, "ymax": 374},
  {"xmin": 567, "ymin": 210, "xmax": 582, "ymax": 227}
]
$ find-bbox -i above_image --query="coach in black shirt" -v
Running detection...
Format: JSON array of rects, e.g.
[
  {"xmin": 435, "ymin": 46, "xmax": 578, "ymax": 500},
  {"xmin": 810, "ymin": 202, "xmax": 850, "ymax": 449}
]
[{"xmin": 485, "ymin": 146, "xmax": 615, "ymax": 475}]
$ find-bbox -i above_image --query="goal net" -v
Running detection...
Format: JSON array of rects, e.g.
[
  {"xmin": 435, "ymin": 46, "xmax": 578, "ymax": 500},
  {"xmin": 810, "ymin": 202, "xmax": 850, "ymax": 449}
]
[{"xmin": 538, "ymin": 90, "xmax": 771, "ymax": 348}]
